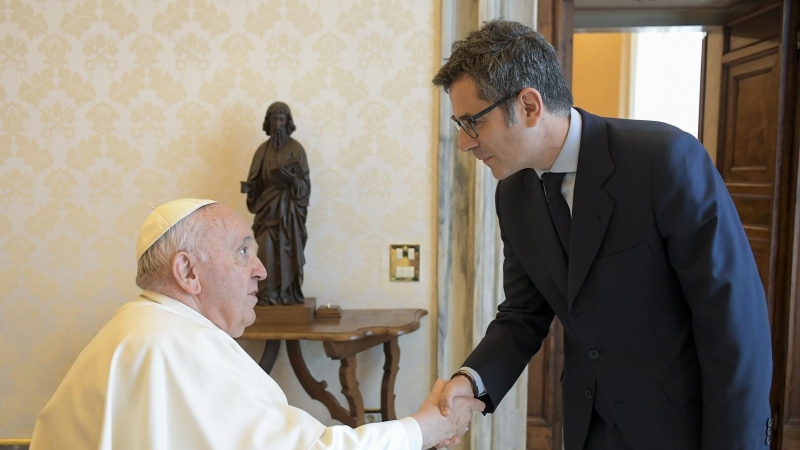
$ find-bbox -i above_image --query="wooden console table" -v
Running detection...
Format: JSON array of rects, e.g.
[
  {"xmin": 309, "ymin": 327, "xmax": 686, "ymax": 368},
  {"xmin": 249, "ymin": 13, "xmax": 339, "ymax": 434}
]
[{"xmin": 240, "ymin": 308, "xmax": 428, "ymax": 427}]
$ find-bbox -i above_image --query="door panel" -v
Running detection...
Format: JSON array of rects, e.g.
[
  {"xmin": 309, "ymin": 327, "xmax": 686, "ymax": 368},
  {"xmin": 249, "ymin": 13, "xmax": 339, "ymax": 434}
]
[
  {"xmin": 718, "ymin": 42, "xmax": 781, "ymax": 321},
  {"xmin": 728, "ymin": 59, "xmax": 778, "ymax": 171},
  {"xmin": 712, "ymin": 2, "xmax": 798, "ymax": 449},
  {"xmin": 720, "ymin": 48, "xmax": 780, "ymax": 181},
  {"xmin": 728, "ymin": 5, "xmax": 781, "ymax": 52}
]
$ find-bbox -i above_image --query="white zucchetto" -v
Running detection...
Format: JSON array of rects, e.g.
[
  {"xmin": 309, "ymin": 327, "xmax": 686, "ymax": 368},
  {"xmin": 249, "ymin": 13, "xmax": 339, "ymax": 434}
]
[{"xmin": 136, "ymin": 198, "xmax": 217, "ymax": 261}]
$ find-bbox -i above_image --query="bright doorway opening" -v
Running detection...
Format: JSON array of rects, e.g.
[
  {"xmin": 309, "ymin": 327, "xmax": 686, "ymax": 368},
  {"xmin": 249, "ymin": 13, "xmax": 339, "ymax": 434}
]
[{"xmin": 573, "ymin": 29, "xmax": 707, "ymax": 137}]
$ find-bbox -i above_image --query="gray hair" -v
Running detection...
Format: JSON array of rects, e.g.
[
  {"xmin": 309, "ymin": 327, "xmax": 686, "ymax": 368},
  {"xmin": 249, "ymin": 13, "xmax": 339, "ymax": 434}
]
[
  {"xmin": 135, "ymin": 205, "xmax": 213, "ymax": 291},
  {"xmin": 432, "ymin": 19, "xmax": 573, "ymax": 123}
]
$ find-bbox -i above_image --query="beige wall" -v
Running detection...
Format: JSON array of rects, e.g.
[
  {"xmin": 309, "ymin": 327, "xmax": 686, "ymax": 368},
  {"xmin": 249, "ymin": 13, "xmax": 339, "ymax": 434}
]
[
  {"xmin": 572, "ymin": 33, "xmax": 630, "ymax": 119},
  {"xmin": 0, "ymin": 0, "xmax": 439, "ymax": 438}
]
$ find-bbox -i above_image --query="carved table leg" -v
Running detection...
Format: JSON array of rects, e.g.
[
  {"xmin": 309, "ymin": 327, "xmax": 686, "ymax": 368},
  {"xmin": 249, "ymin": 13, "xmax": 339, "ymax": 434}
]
[
  {"xmin": 322, "ymin": 336, "xmax": 391, "ymax": 427},
  {"xmin": 381, "ymin": 337, "xmax": 400, "ymax": 421},
  {"xmin": 339, "ymin": 354, "xmax": 366, "ymax": 426},
  {"xmin": 285, "ymin": 340, "xmax": 357, "ymax": 427}
]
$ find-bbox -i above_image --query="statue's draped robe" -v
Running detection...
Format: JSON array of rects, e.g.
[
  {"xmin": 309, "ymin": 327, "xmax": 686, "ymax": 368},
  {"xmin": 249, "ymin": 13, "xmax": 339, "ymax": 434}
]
[
  {"xmin": 30, "ymin": 291, "xmax": 421, "ymax": 450},
  {"xmin": 246, "ymin": 136, "xmax": 310, "ymax": 305}
]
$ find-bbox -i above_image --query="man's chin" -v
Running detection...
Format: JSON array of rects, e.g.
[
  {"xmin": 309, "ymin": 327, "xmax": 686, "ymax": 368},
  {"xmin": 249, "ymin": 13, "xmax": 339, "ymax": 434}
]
[
  {"xmin": 491, "ymin": 165, "xmax": 523, "ymax": 181},
  {"xmin": 491, "ymin": 167, "xmax": 510, "ymax": 180}
]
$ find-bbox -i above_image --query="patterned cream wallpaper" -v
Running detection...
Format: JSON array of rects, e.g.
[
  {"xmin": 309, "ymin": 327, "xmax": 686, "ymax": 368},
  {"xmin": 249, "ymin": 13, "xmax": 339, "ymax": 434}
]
[{"xmin": 0, "ymin": 0, "xmax": 438, "ymax": 437}]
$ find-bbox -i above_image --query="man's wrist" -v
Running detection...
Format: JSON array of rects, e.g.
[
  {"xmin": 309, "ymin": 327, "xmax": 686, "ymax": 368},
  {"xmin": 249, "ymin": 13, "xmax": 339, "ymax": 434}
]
[{"xmin": 451, "ymin": 370, "xmax": 480, "ymax": 398}]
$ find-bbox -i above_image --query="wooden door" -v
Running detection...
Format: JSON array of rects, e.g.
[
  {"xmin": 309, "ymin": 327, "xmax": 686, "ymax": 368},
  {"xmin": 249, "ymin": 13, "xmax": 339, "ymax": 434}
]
[
  {"xmin": 526, "ymin": 1, "xmax": 572, "ymax": 449},
  {"xmin": 773, "ymin": 1, "xmax": 800, "ymax": 447},
  {"xmin": 708, "ymin": 1, "xmax": 798, "ymax": 448},
  {"xmin": 530, "ymin": 0, "xmax": 800, "ymax": 448},
  {"xmin": 716, "ymin": 1, "xmax": 782, "ymax": 332}
]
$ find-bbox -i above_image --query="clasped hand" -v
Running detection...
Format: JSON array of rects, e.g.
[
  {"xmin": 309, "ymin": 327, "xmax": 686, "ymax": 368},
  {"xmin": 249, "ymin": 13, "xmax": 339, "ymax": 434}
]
[{"xmin": 412, "ymin": 378, "xmax": 484, "ymax": 449}]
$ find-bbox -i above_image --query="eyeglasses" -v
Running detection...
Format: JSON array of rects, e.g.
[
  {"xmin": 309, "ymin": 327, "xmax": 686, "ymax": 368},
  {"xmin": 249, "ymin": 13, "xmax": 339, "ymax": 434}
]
[{"xmin": 450, "ymin": 92, "xmax": 517, "ymax": 139}]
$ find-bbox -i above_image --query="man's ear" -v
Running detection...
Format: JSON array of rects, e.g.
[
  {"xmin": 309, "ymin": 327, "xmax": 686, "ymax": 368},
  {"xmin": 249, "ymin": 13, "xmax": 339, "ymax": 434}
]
[
  {"xmin": 172, "ymin": 252, "xmax": 201, "ymax": 295},
  {"xmin": 518, "ymin": 88, "xmax": 544, "ymax": 127}
]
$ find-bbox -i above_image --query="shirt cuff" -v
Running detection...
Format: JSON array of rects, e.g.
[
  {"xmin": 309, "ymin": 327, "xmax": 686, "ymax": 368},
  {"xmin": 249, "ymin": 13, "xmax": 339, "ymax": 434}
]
[
  {"xmin": 399, "ymin": 416, "xmax": 422, "ymax": 450},
  {"xmin": 458, "ymin": 367, "xmax": 487, "ymax": 396}
]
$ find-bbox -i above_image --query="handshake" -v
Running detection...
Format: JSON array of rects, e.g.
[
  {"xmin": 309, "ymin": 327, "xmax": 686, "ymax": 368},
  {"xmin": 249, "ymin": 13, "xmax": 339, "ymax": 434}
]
[{"xmin": 411, "ymin": 376, "xmax": 485, "ymax": 449}]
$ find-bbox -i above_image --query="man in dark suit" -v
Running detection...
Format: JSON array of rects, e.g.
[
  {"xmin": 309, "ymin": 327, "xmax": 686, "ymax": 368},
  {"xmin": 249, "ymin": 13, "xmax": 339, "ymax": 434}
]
[{"xmin": 432, "ymin": 19, "xmax": 773, "ymax": 449}]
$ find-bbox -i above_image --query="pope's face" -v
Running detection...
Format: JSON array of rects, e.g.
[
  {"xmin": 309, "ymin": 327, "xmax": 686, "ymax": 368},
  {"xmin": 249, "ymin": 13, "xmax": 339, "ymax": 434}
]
[{"xmin": 194, "ymin": 206, "xmax": 267, "ymax": 337}]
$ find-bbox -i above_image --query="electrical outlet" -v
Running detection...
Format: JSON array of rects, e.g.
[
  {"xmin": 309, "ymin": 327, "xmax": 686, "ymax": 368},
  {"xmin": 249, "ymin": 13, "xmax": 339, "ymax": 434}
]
[{"xmin": 364, "ymin": 411, "xmax": 382, "ymax": 424}]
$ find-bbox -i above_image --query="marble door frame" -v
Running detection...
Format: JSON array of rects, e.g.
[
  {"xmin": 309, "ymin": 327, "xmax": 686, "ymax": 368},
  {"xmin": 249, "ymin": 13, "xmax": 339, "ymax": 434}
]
[{"xmin": 436, "ymin": 1, "xmax": 537, "ymax": 448}]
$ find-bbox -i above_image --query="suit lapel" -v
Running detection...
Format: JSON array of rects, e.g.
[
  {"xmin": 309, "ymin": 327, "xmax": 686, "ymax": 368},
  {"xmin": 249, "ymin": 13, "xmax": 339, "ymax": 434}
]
[
  {"xmin": 567, "ymin": 109, "xmax": 615, "ymax": 308},
  {"xmin": 521, "ymin": 169, "xmax": 568, "ymax": 300}
]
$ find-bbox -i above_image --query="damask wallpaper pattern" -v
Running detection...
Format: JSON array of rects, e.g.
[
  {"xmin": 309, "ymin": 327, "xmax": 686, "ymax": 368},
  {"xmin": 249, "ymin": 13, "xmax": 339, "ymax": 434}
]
[{"xmin": 0, "ymin": 0, "xmax": 437, "ymax": 437}]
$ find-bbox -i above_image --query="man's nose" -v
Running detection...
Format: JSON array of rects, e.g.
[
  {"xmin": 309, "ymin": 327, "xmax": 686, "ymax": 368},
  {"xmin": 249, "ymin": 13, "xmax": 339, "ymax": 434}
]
[
  {"xmin": 457, "ymin": 128, "xmax": 477, "ymax": 153},
  {"xmin": 253, "ymin": 258, "xmax": 267, "ymax": 281}
]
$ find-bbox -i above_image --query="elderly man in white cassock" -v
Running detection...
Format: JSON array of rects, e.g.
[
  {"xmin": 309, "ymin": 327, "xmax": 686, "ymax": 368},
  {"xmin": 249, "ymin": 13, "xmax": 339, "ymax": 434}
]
[{"xmin": 31, "ymin": 198, "xmax": 482, "ymax": 450}]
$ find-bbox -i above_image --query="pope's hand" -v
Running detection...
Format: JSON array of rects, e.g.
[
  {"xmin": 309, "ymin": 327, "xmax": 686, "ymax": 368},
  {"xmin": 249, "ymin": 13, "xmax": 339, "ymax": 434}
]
[{"xmin": 412, "ymin": 379, "xmax": 484, "ymax": 449}]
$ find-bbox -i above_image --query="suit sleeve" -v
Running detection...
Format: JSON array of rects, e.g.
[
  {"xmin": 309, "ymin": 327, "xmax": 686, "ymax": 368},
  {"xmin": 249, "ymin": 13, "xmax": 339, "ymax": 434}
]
[
  {"xmin": 462, "ymin": 183, "xmax": 556, "ymax": 413},
  {"xmin": 651, "ymin": 131, "xmax": 772, "ymax": 449}
]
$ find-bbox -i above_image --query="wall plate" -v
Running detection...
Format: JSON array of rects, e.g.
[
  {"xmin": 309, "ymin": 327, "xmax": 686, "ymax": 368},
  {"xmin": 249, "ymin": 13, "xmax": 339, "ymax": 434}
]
[
  {"xmin": 364, "ymin": 410, "xmax": 383, "ymax": 424},
  {"xmin": 389, "ymin": 244, "xmax": 420, "ymax": 282}
]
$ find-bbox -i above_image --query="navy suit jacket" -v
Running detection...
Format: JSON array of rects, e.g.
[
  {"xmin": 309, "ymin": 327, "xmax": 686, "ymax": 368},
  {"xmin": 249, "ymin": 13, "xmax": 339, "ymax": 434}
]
[{"xmin": 463, "ymin": 109, "xmax": 773, "ymax": 449}]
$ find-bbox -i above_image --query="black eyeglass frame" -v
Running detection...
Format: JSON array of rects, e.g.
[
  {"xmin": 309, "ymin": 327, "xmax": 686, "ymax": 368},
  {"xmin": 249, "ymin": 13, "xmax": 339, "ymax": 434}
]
[{"xmin": 450, "ymin": 91, "xmax": 518, "ymax": 138}]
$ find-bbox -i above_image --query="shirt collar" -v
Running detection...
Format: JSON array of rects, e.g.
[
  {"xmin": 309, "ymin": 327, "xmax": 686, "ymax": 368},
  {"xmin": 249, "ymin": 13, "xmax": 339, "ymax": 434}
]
[{"xmin": 534, "ymin": 107, "xmax": 582, "ymax": 178}]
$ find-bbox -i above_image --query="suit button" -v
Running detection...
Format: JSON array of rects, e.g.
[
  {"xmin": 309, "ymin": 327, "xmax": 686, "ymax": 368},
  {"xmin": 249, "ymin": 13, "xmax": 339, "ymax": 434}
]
[
  {"xmin": 585, "ymin": 389, "xmax": 593, "ymax": 400},
  {"xmin": 766, "ymin": 436, "xmax": 771, "ymax": 445},
  {"xmin": 767, "ymin": 418, "xmax": 773, "ymax": 427},
  {"xmin": 588, "ymin": 349, "xmax": 600, "ymax": 360}
]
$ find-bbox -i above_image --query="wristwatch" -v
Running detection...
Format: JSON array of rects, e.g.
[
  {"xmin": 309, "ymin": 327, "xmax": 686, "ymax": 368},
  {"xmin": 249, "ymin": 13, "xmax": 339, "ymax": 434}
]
[{"xmin": 451, "ymin": 370, "xmax": 480, "ymax": 398}]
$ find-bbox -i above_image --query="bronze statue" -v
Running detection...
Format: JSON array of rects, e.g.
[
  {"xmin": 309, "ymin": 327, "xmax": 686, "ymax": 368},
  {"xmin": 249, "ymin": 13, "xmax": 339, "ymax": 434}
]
[{"xmin": 242, "ymin": 102, "xmax": 310, "ymax": 305}]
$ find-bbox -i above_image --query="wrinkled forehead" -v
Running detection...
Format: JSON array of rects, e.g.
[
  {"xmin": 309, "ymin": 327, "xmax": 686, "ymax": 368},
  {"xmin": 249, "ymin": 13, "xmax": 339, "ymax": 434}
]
[{"xmin": 203, "ymin": 205, "xmax": 253, "ymax": 247}]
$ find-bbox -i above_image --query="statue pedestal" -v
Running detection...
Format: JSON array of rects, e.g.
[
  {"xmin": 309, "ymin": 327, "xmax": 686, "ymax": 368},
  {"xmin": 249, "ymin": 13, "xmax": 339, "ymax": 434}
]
[{"xmin": 254, "ymin": 297, "xmax": 316, "ymax": 324}]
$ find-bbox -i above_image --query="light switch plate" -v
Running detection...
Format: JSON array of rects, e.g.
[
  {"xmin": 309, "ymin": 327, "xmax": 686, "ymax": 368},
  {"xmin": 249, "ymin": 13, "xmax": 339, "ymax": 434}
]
[
  {"xmin": 389, "ymin": 244, "xmax": 420, "ymax": 282},
  {"xmin": 364, "ymin": 410, "xmax": 382, "ymax": 423}
]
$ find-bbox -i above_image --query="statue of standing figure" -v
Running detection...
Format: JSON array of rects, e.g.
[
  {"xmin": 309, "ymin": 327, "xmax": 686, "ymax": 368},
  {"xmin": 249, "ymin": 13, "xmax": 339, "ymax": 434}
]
[{"xmin": 242, "ymin": 102, "xmax": 310, "ymax": 305}]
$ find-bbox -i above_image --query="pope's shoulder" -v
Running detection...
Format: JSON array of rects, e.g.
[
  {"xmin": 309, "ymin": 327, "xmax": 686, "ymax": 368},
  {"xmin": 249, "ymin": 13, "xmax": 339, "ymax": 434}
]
[{"xmin": 93, "ymin": 300, "xmax": 219, "ymax": 352}]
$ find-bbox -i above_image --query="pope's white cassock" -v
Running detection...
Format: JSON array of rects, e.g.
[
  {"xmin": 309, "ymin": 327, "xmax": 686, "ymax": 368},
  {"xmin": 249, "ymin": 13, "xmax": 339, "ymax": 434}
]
[{"xmin": 31, "ymin": 290, "xmax": 422, "ymax": 450}]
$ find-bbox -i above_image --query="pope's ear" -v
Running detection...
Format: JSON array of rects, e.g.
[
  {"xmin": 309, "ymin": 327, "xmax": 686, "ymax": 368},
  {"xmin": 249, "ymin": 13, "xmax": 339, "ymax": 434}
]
[
  {"xmin": 172, "ymin": 252, "xmax": 201, "ymax": 295},
  {"xmin": 518, "ymin": 88, "xmax": 544, "ymax": 127}
]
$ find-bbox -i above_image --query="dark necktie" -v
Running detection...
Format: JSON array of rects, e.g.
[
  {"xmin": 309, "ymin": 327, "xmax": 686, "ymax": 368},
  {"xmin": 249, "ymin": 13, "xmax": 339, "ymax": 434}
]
[{"xmin": 541, "ymin": 172, "xmax": 571, "ymax": 256}]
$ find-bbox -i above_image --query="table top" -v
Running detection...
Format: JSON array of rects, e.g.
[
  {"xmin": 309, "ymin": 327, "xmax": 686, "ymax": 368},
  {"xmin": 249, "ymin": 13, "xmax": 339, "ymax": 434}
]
[{"xmin": 240, "ymin": 308, "xmax": 428, "ymax": 341}]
